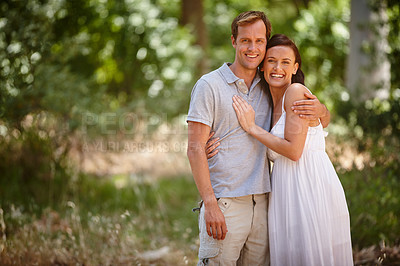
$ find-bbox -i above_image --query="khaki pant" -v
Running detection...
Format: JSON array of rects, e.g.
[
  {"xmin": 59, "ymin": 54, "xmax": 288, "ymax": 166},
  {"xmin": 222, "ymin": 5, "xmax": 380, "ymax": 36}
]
[{"xmin": 197, "ymin": 194, "xmax": 269, "ymax": 266}]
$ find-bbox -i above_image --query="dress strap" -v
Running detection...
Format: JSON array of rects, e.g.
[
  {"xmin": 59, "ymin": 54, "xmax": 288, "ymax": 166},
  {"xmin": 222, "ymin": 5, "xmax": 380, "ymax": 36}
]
[{"xmin": 281, "ymin": 90, "xmax": 288, "ymax": 113}]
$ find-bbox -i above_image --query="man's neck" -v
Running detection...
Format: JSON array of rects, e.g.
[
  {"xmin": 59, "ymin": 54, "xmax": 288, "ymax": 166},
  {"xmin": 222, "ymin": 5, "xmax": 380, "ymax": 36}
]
[{"xmin": 229, "ymin": 62, "xmax": 257, "ymax": 89}]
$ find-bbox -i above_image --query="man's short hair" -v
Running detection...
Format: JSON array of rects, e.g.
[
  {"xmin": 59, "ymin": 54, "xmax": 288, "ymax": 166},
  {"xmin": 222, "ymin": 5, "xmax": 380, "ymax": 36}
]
[{"xmin": 231, "ymin": 11, "xmax": 272, "ymax": 42}]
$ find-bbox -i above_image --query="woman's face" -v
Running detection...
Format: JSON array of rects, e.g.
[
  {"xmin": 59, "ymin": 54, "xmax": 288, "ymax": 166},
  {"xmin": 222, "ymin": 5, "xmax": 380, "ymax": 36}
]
[{"xmin": 263, "ymin": 45, "xmax": 299, "ymax": 89}]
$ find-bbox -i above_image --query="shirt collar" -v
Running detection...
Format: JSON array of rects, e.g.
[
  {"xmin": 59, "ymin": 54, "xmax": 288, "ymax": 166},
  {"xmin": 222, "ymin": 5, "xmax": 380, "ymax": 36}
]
[{"xmin": 219, "ymin": 63, "xmax": 262, "ymax": 87}]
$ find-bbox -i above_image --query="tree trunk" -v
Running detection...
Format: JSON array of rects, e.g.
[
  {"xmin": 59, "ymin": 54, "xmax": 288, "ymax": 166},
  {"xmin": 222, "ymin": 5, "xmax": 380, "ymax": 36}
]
[
  {"xmin": 181, "ymin": 0, "xmax": 209, "ymax": 75},
  {"xmin": 346, "ymin": 0, "xmax": 390, "ymax": 104}
]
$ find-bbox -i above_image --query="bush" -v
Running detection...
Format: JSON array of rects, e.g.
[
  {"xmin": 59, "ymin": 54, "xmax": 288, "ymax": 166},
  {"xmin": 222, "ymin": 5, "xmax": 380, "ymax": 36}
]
[
  {"xmin": 1, "ymin": 175, "xmax": 200, "ymax": 265},
  {"xmin": 0, "ymin": 127, "xmax": 71, "ymax": 209},
  {"xmin": 341, "ymin": 166, "xmax": 400, "ymax": 248},
  {"xmin": 335, "ymin": 95, "xmax": 400, "ymax": 248}
]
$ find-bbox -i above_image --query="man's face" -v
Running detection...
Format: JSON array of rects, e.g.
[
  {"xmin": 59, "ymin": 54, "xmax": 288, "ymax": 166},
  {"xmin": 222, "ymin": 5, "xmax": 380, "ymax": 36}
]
[{"xmin": 232, "ymin": 19, "xmax": 267, "ymax": 72}]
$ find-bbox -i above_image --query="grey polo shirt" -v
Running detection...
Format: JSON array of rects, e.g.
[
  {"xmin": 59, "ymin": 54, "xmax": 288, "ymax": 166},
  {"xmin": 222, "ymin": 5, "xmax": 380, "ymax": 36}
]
[{"xmin": 187, "ymin": 63, "xmax": 272, "ymax": 198}]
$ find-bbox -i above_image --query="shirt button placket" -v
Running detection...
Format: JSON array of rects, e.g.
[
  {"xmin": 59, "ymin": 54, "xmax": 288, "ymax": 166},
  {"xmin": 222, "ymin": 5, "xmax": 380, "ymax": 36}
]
[{"xmin": 237, "ymin": 79, "xmax": 248, "ymax": 95}]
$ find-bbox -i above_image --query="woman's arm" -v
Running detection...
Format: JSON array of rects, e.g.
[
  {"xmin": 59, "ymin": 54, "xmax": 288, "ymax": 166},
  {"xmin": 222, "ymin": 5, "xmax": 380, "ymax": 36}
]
[{"xmin": 232, "ymin": 84, "xmax": 309, "ymax": 161}]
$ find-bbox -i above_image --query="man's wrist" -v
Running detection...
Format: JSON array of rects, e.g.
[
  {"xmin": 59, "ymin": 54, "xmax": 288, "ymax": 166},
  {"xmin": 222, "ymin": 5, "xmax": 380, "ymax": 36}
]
[
  {"xmin": 203, "ymin": 196, "xmax": 218, "ymax": 207},
  {"xmin": 320, "ymin": 104, "xmax": 328, "ymax": 118}
]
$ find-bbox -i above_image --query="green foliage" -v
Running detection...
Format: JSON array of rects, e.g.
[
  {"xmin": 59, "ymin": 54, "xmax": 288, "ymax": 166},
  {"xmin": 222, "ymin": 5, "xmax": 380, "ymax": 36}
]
[
  {"xmin": 2, "ymin": 170, "xmax": 400, "ymax": 264},
  {"xmin": 0, "ymin": 0, "xmax": 107, "ymax": 134},
  {"xmin": 0, "ymin": 0, "xmax": 199, "ymax": 196},
  {"xmin": 1, "ymin": 0, "xmax": 400, "ymax": 259},
  {"xmin": 1, "ymin": 175, "xmax": 199, "ymax": 264},
  {"xmin": 337, "ymin": 95, "xmax": 400, "ymax": 175},
  {"xmin": 372, "ymin": 0, "xmax": 400, "ymax": 91},
  {"xmin": 70, "ymin": 174, "xmax": 200, "ymax": 243},
  {"xmin": 290, "ymin": 0, "xmax": 350, "ymax": 110},
  {"xmin": 50, "ymin": 0, "xmax": 198, "ymax": 117},
  {"xmin": 0, "ymin": 0, "xmax": 198, "ymax": 130},
  {"xmin": 0, "ymin": 126, "xmax": 72, "ymax": 209},
  {"xmin": 0, "ymin": 0, "xmax": 53, "ymax": 125},
  {"xmin": 341, "ymin": 166, "xmax": 400, "ymax": 247},
  {"xmin": 335, "ymin": 0, "xmax": 400, "ymax": 248}
]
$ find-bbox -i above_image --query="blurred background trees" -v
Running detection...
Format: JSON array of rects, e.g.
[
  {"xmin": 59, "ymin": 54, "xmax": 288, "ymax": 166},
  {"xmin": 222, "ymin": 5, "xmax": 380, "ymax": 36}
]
[{"xmin": 0, "ymin": 0, "xmax": 399, "ymax": 263}]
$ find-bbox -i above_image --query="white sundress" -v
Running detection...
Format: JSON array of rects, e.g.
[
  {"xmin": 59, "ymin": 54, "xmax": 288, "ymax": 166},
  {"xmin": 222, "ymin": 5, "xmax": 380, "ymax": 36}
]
[{"xmin": 268, "ymin": 91, "xmax": 354, "ymax": 266}]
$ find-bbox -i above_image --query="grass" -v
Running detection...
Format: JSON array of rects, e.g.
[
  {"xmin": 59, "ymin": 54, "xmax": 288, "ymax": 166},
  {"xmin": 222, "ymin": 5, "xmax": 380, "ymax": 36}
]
[
  {"xmin": 0, "ymin": 174, "xmax": 201, "ymax": 265},
  {"xmin": 339, "ymin": 165, "xmax": 400, "ymax": 265},
  {"xmin": 339, "ymin": 166, "xmax": 400, "ymax": 249},
  {"xmin": 1, "ymin": 167, "xmax": 400, "ymax": 265}
]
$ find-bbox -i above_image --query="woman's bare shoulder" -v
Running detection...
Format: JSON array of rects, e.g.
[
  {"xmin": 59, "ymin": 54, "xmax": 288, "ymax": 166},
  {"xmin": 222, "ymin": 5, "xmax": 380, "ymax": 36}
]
[
  {"xmin": 287, "ymin": 83, "xmax": 309, "ymax": 95},
  {"xmin": 284, "ymin": 83, "xmax": 310, "ymax": 108}
]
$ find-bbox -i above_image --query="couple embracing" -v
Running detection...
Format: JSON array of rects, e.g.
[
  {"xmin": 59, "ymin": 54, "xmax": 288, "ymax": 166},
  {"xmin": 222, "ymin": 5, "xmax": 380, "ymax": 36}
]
[{"xmin": 187, "ymin": 11, "xmax": 353, "ymax": 266}]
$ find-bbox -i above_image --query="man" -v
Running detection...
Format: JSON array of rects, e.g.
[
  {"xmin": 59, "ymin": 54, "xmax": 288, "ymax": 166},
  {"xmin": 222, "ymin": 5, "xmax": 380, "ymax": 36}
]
[{"xmin": 187, "ymin": 11, "xmax": 330, "ymax": 266}]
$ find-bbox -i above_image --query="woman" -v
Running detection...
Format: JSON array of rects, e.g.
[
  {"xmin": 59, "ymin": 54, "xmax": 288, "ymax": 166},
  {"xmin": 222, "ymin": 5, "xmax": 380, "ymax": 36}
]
[{"xmin": 209, "ymin": 34, "xmax": 353, "ymax": 265}]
